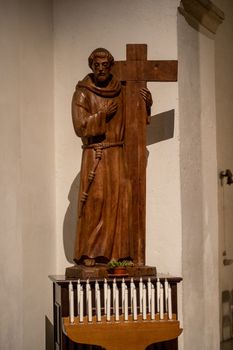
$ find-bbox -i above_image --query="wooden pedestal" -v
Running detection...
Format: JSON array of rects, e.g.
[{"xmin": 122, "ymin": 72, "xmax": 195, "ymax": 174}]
[{"xmin": 65, "ymin": 265, "xmax": 157, "ymax": 279}]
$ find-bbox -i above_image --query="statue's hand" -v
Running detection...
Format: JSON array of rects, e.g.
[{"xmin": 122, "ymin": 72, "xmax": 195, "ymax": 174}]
[
  {"xmin": 140, "ymin": 88, "xmax": 153, "ymax": 109},
  {"xmin": 102, "ymin": 101, "xmax": 118, "ymax": 118}
]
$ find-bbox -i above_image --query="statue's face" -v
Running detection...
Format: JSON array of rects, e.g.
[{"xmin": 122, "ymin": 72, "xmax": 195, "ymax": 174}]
[{"xmin": 91, "ymin": 56, "xmax": 111, "ymax": 84}]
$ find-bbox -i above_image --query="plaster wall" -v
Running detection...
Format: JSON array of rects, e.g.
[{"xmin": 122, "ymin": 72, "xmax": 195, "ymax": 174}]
[
  {"xmin": 178, "ymin": 11, "xmax": 219, "ymax": 350},
  {"xmin": 0, "ymin": 1, "xmax": 55, "ymax": 349},
  {"xmin": 215, "ymin": 0, "xmax": 233, "ymax": 341},
  {"xmin": 0, "ymin": 2, "xmax": 23, "ymax": 349}
]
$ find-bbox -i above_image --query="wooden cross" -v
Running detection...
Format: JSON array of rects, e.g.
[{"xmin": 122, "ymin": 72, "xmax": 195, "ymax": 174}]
[{"xmin": 112, "ymin": 44, "xmax": 178, "ymax": 265}]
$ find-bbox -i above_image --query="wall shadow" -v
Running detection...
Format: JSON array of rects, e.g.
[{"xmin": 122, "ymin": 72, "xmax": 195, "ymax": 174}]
[
  {"xmin": 147, "ymin": 109, "xmax": 175, "ymax": 146},
  {"xmin": 45, "ymin": 316, "xmax": 54, "ymax": 350},
  {"xmin": 222, "ymin": 289, "xmax": 233, "ymax": 341},
  {"xmin": 146, "ymin": 339, "xmax": 177, "ymax": 350},
  {"xmin": 63, "ymin": 173, "xmax": 80, "ymax": 263}
]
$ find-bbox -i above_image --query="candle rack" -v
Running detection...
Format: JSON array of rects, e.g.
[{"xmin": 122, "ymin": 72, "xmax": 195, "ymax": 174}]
[
  {"xmin": 63, "ymin": 314, "xmax": 182, "ymax": 350},
  {"xmin": 49, "ymin": 275, "xmax": 182, "ymax": 350}
]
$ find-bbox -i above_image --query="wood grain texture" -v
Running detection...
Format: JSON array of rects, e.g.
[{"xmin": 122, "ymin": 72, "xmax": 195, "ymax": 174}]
[
  {"xmin": 63, "ymin": 315, "xmax": 182, "ymax": 350},
  {"xmin": 112, "ymin": 60, "xmax": 178, "ymax": 82}
]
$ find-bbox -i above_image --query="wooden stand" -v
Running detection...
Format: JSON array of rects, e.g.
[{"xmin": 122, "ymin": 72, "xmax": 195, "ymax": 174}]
[
  {"xmin": 63, "ymin": 315, "xmax": 182, "ymax": 350},
  {"xmin": 49, "ymin": 275, "xmax": 182, "ymax": 350}
]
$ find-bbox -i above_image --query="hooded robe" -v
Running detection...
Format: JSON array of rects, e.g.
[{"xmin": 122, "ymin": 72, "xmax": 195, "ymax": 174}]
[{"xmin": 72, "ymin": 73, "xmax": 133, "ymax": 263}]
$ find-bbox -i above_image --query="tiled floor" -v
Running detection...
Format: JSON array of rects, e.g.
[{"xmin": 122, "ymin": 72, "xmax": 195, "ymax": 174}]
[{"xmin": 221, "ymin": 339, "xmax": 233, "ymax": 350}]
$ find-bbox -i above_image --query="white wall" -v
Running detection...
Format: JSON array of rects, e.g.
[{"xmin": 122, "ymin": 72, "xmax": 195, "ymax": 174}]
[
  {"xmin": 0, "ymin": 1, "xmax": 55, "ymax": 349},
  {"xmin": 215, "ymin": 0, "xmax": 233, "ymax": 341},
  {"xmin": 0, "ymin": 2, "xmax": 23, "ymax": 348},
  {"xmin": 178, "ymin": 10, "xmax": 219, "ymax": 350}
]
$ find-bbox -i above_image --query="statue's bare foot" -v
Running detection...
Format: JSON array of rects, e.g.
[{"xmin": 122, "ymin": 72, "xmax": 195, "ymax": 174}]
[{"xmin": 83, "ymin": 258, "xmax": 95, "ymax": 267}]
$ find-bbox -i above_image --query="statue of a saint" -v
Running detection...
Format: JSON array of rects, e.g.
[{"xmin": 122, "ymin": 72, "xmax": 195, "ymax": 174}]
[{"xmin": 72, "ymin": 48, "xmax": 152, "ymax": 266}]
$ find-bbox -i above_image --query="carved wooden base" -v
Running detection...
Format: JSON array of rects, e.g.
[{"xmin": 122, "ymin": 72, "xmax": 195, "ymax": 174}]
[
  {"xmin": 66, "ymin": 264, "xmax": 107, "ymax": 279},
  {"xmin": 65, "ymin": 264, "xmax": 157, "ymax": 279}
]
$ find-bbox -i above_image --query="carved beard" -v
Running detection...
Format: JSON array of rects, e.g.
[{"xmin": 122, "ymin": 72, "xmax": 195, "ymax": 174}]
[
  {"xmin": 77, "ymin": 74, "xmax": 121, "ymax": 98},
  {"xmin": 93, "ymin": 73, "xmax": 112, "ymax": 87}
]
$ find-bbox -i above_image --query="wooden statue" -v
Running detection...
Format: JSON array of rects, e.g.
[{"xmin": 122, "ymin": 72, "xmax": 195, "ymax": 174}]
[{"xmin": 72, "ymin": 47, "xmax": 152, "ymax": 267}]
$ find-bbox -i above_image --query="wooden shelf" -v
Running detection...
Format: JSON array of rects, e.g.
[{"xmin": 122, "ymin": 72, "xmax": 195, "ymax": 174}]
[{"xmin": 63, "ymin": 314, "xmax": 183, "ymax": 350}]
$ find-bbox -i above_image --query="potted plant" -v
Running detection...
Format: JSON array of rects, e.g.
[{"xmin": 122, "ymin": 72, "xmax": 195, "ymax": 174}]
[{"xmin": 107, "ymin": 260, "xmax": 133, "ymax": 276}]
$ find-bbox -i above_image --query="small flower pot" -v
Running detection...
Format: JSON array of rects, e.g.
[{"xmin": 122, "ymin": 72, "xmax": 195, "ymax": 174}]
[
  {"xmin": 112, "ymin": 266, "xmax": 127, "ymax": 275},
  {"xmin": 108, "ymin": 266, "xmax": 128, "ymax": 277}
]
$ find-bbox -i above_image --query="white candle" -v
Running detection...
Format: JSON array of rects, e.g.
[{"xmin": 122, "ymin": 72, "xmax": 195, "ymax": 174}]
[
  {"xmin": 113, "ymin": 278, "xmax": 116, "ymax": 315},
  {"xmin": 86, "ymin": 279, "xmax": 90, "ymax": 311},
  {"xmin": 160, "ymin": 284, "xmax": 164, "ymax": 319},
  {"xmin": 130, "ymin": 278, "xmax": 134, "ymax": 314},
  {"xmin": 156, "ymin": 278, "xmax": 160, "ymax": 313},
  {"xmin": 88, "ymin": 289, "xmax": 92, "ymax": 322},
  {"xmin": 79, "ymin": 287, "xmax": 84, "ymax": 323},
  {"xmin": 151, "ymin": 284, "xmax": 155, "ymax": 320},
  {"xmin": 124, "ymin": 287, "xmax": 128, "ymax": 321},
  {"xmin": 115, "ymin": 287, "xmax": 119, "ymax": 321},
  {"xmin": 142, "ymin": 284, "xmax": 147, "ymax": 320},
  {"xmin": 77, "ymin": 279, "xmax": 81, "ymax": 316},
  {"xmin": 164, "ymin": 279, "xmax": 168, "ymax": 313},
  {"xmin": 69, "ymin": 282, "xmax": 74, "ymax": 323},
  {"xmin": 104, "ymin": 278, "xmax": 107, "ymax": 315},
  {"xmin": 168, "ymin": 285, "xmax": 172, "ymax": 320},
  {"xmin": 107, "ymin": 286, "xmax": 111, "ymax": 321},
  {"xmin": 95, "ymin": 280, "xmax": 99, "ymax": 291},
  {"xmin": 121, "ymin": 278, "xmax": 125, "ymax": 314},
  {"xmin": 147, "ymin": 278, "xmax": 151, "ymax": 313},
  {"xmin": 139, "ymin": 277, "xmax": 143, "ymax": 314},
  {"xmin": 95, "ymin": 280, "xmax": 99, "ymax": 312},
  {"xmin": 133, "ymin": 287, "xmax": 137, "ymax": 321},
  {"xmin": 96, "ymin": 287, "xmax": 101, "ymax": 322},
  {"xmin": 95, "ymin": 280, "xmax": 99, "ymax": 300}
]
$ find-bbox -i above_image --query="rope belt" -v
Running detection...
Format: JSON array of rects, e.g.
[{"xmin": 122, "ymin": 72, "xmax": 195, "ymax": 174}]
[
  {"xmin": 79, "ymin": 141, "xmax": 124, "ymax": 217},
  {"xmin": 82, "ymin": 141, "xmax": 124, "ymax": 150}
]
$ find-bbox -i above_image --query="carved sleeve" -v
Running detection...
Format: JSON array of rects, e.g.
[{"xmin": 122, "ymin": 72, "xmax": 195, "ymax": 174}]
[{"xmin": 72, "ymin": 89, "xmax": 106, "ymax": 138}]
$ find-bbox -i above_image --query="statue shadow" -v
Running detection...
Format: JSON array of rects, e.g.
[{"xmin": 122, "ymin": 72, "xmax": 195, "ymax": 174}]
[
  {"xmin": 45, "ymin": 316, "xmax": 54, "ymax": 350},
  {"xmin": 63, "ymin": 173, "xmax": 80, "ymax": 264},
  {"xmin": 147, "ymin": 109, "xmax": 175, "ymax": 146}
]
